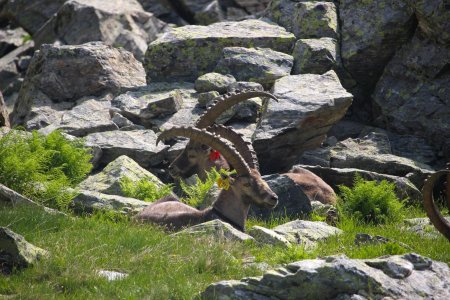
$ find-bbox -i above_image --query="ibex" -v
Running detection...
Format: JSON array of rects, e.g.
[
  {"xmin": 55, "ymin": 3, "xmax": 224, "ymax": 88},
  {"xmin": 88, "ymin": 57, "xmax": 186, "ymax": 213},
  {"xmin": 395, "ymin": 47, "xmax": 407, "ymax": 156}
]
[
  {"xmin": 168, "ymin": 89, "xmax": 337, "ymax": 205},
  {"xmin": 168, "ymin": 89, "xmax": 278, "ymax": 181},
  {"xmin": 134, "ymin": 126, "xmax": 278, "ymax": 231},
  {"xmin": 422, "ymin": 165, "xmax": 450, "ymax": 241}
]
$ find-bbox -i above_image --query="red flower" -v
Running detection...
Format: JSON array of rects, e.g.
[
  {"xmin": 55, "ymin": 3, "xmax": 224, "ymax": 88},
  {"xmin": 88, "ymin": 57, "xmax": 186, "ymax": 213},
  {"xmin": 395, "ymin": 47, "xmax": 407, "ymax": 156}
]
[{"xmin": 209, "ymin": 149, "xmax": 221, "ymax": 161}]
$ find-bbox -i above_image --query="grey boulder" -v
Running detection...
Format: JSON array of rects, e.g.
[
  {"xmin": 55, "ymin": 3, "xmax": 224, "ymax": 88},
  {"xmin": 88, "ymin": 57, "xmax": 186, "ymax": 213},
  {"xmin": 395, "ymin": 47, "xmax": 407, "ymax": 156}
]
[
  {"xmin": 145, "ymin": 19, "xmax": 295, "ymax": 82},
  {"xmin": 292, "ymin": 38, "xmax": 337, "ymax": 75},
  {"xmin": 201, "ymin": 253, "xmax": 450, "ymax": 299},
  {"xmin": 254, "ymin": 70, "xmax": 353, "ymax": 173}
]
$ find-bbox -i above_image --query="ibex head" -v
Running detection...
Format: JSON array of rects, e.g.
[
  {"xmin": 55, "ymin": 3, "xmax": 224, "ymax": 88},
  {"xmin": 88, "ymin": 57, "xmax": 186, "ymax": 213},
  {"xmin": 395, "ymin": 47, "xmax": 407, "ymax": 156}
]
[
  {"xmin": 168, "ymin": 90, "xmax": 278, "ymax": 180},
  {"xmin": 158, "ymin": 126, "xmax": 278, "ymax": 209}
]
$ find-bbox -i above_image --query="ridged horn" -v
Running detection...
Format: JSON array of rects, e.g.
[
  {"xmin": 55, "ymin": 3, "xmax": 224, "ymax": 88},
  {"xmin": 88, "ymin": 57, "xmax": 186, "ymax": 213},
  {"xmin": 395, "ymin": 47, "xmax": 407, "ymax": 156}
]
[
  {"xmin": 195, "ymin": 90, "xmax": 279, "ymax": 129},
  {"xmin": 422, "ymin": 169, "xmax": 450, "ymax": 241},
  {"xmin": 157, "ymin": 126, "xmax": 251, "ymax": 175},
  {"xmin": 207, "ymin": 124, "xmax": 259, "ymax": 171}
]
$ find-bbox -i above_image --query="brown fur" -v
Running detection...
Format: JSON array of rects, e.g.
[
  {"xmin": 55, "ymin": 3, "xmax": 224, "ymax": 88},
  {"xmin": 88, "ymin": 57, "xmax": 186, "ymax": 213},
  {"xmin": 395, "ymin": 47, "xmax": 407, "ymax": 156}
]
[{"xmin": 134, "ymin": 169, "xmax": 278, "ymax": 231}]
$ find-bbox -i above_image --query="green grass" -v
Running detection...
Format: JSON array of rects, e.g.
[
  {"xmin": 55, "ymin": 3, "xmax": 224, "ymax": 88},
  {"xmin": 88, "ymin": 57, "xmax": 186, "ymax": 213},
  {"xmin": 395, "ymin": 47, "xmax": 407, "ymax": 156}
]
[
  {"xmin": 0, "ymin": 204, "xmax": 448, "ymax": 299},
  {"xmin": 119, "ymin": 176, "xmax": 173, "ymax": 202},
  {"xmin": 338, "ymin": 174, "xmax": 404, "ymax": 225},
  {"xmin": 0, "ymin": 130, "xmax": 92, "ymax": 210},
  {"xmin": 179, "ymin": 169, "xmax": 221, "ymax": 207}
]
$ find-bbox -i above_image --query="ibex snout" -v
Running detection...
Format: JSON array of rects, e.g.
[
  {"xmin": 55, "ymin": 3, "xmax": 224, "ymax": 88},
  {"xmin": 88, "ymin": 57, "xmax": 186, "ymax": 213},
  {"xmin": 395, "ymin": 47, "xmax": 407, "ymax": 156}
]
[{"xmin": 263, "ymin": 193, "xmax": 278, "ymax": 208}]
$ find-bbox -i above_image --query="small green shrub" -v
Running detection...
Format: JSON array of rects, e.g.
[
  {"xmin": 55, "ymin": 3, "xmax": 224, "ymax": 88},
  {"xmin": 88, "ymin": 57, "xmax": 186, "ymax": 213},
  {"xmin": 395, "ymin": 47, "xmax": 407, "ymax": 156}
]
[
  {"xmin": 0, "ymin": 130, "xmax": 92, "ymax": 210},
  {"xmin": 119, "ymin": 176, "xmax": 173, "ymax": 202},
  {"xmin": 337, "ymin": 175, "xmax": 404, "ymax": 225},
  {"xmin": 179, "ymin": 168, "xmax": 221, "ymax": 207}
]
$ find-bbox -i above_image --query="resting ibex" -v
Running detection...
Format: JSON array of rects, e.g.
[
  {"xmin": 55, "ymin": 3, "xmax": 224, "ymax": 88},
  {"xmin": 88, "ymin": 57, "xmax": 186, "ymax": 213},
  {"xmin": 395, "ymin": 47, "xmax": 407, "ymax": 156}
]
[
  {"xmin": 422, "ymin": 164, "xmax": 450, "ymax": 241},
  {"xmin": 134, "ymin": 126, "xmax": 278, "ymax": 231},
  {"xmin": 168, "ymin": 89, "xmax": 336, "ymax": 205},
  {"xmin": 168, "ymin": 89, "xmax": 278, "ymax": 181}
]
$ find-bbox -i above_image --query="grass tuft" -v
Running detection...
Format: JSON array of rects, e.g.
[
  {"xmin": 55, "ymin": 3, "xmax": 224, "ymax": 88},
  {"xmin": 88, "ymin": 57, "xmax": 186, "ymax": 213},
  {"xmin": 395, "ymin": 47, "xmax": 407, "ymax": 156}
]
[{"xmin": 119, "ymin": 176, "xmax": 173, "ymax": 202}]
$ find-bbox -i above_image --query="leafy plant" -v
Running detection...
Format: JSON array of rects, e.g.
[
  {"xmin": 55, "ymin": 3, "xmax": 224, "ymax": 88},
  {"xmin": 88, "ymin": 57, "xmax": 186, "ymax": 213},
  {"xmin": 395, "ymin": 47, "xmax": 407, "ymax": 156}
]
[
  {"xmin": 0, "ymin": 130, "xmax": 92, "ymax": 210},
  {"xmin": 179, "ymin": 168, "xmax": 221, "ymax": 207},
  {"xmin": 337, "ymin": 175, "xmax": 404, "ymax": 225},
  {"xmin": 119, "ymin": 176, "xmax": 173, "ymax": 202}
]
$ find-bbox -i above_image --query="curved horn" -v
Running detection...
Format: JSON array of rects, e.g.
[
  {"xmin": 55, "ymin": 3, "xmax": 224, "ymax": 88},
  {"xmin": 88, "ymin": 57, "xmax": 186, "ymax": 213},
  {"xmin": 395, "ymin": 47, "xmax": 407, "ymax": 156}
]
[
  {"xmin": 207, "ymin": 124, "xmax": 259, "ymax": 171},
  {"xmin": 422, "ymin": 169, "xmax": 450, "ymax": 241},
  {"xmin": 157, "ymin": 126, "xmax": 251, "ymax": 175},
  {"xmin": 195, "ymin": 90, "xmax": 279, "ymax": 128}
]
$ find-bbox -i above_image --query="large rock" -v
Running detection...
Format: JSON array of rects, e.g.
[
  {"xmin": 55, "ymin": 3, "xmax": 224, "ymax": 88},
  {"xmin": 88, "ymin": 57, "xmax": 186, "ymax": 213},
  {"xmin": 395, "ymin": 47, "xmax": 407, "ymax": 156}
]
[
  {"xmin": 214, "ymin": 47, "xmax": 293, "ymax": 87},
  {"xmin": 248, "ymin": 225, "xmax": 291, "ymax": 248},
  {"xmin": 339, "ymin": 0, "xmax": 415, "ymax": 91},
  {"xmin": 77, "ymin": 155, "xmax": 163, "ymax": 196},
  {"xmin": 254, "ymin": 70, "xmax": 353, "ymax": 173},
  {"xmin": 201, "ymin": 253, "xmax": 450, "ymax": 299},
  {"xmin": 0, "ymin": 91, "xmax": 9, "ymax": 127},
  {"xmin": 38, "ymin": 97, "xmax": 117, "ymax": 137},
  {"xmin": 267, "ymin": 1, "xmax": 338, "ymax": 39},
  {"xmin": 112, "ymin": 85, "xmax": 183, "ymax": 128},
  {"xmin": 34, "ymin": 0, "xmax": 168, "ymax": 61},
  {"xmin": 194, "ymin": 72, "xmax": 236, "ymax": 93},
  {"xmin": 71, "ymin": 190, "xmax": 150, "ymax": 215},
  {"xmin": 410, "ymin": 0, "xmax": 450, "ymax": 44},
  {"xmin": 0, "ymin": 227, "xmax": 48, "ymax": 274},
  {"xmin": 250, "ymin": 173, "xmax": 312, "ymax": 219},
  {"xmin": 84, "ymin": 129, "xmax": 168, "ymax": 168},
  {"xmin": 0, "ymin": 26, "xmax": 28, "ymax": 57},
  {"xmin": 273, "ymin": 220, "xmax": 342, "ymax": 249},
  {"xmin": 11, "ymin": 42, "xmax": 146, "ymax": 126},
  {"xmin": 174, "ymin": 219, "xmax": 254, "ymax": 242},
  {"xmin": 292, "ymin": 37, "xmax": 337, "ymax": 75},
  {"xmin": 297, "ymin": 165, "xmax": 423, "ymax": 202},
  {"xmin": 0, "ymin": 0, "xmax": 66, "ymax": 34},
  {"xmin": 144, "ymin": 19, "xmax": 296, "ymax": 82},
  {"xmin": 298, "ymin": 131, "xmax": 435, "ymax": 187},
  {"xmin": 373, "ymin": 32, "xmax": 450, "ymax": 161}
]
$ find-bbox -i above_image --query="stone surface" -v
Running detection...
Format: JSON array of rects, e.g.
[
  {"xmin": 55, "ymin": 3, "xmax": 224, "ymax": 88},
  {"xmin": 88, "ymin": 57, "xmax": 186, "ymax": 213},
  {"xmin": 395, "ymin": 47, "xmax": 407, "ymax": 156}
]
[
  {"xmin": 267, "ymin": 0, "xmax": 338, "ymax": 39},
  {"xmin": 292, "ymin": 37, "xmax": 337, "ymax": 75},
  {"xmin": 84, "ymin": 129, "xmax": 168, "ymax": 168},
  {"xmin": 254, "ymin": 71, "xmax": 353, "ymax": 173},
  {"xmin": 373, "ymin": 32, "xmax": 450, "ymax": 161},
  {"xmin": 111, "ymin": 83, "xmax": 188, "ymax": 128},
  {"xmin": 11, "ymin": 42, "xmax": 146, "ymax": 126},
  {"xmin": 0, "ymin": 0, "xmax": 66, "ymax": 34},
  {"xmin": 297, "ymin": 165, "xmax": 422, "ymax": 203},
  {"xmin": 22, "ymin": 98, "xmax": 74, "ymax": 131},
  {"xmin": 198, "ymin": 91, "xmax": 220, "ymax": 108},
  {"xmin": 195, "ymin": 72, "xmax": 236, "ymax": 93},
  {"xmin": 174, "ymin": 219, "xmax": 254, "ymax": 242},
  {"xmin": 248, "ymin": 226, "xmax": 291, "ymax": 248},
  {"xmin": 201, "ymin": 253, "xmax": 450, "ymax": 299},
  {"xmin": 0, "ymin": 227, "xmax": 48, "ymax": 274},
  {"xmin": 34, "ymin": 0, "xmax": 168, "ymax": 61},
  {"xmin": 219, "ymin": 0, "xmax": 271, "ymax": 18},
  {"xmin": 145, "ymin": 19, "xmax": 295, "ymax": 82},
  {"xmin": 340, "ymin": 0, "xmax": 415, "ymax": 91},
  {"xmin": 78, "ymin": 155, "xmax": 163, "ymax": 196},
  {"xmin": 97, "ymin": 270, "xmax": 129, "ymax": 281},
  {"xmin": 411, "ymin": 0, "xmax": 450, "ymax": 44},
  {"xmin": 250, "ymin": 174, "xmax": 312, "ymax": 219},
  {"xmin": 71, "ymin": 190, "xmax": 150, "ymax": 215},
  {"xmin": 298, "ymin": 132, "xmax": 435, "ymax": 188},
  {"xmin": 38, "ymin": 97, "xmax": 117, "ymax": 137},
  {"xmin": 226, "ymin": 81, "xmax": 263, "ymax": 93},
  {"xmin": 0, "ymin": 91, "xmax": 9, "ymax": 127},
  {"xmin": 273, "ymin": 220, "xmax": 342, "ymax": 249},
  {"xmin": 215, "ymin": 47, "xmax": 293, "ymax": 87},
  {"xmin": 0, "ymin": 183, "xmax": 62, "ymax": 215},
  {"xmin": 0, "ymin": 26, "xmax": 28, "ymax": 57},
  {"xmin": 404, "ymin": 217, "xmax": 450, "ymax": 238},
  {"xmin": 355, "ymin": 233, "xmax": 411, "ymax": 250}
]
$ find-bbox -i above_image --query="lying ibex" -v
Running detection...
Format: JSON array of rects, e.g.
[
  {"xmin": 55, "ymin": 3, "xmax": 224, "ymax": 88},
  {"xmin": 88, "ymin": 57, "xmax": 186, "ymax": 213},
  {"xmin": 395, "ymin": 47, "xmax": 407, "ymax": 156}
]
[
  {"xmin": 422, "ymin": 165, "xmax": 450, "ymax": 241},
  {"xmin": 134, "ymin": 126, "xmax": 278, "ymax": 231},
  {"xmin": 168, "ymin": 88, "xmax": 336, "ymax": 205},
  {"xmin": 168, "ymin": 89, "xmax": 278, "ymax": 181}
]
